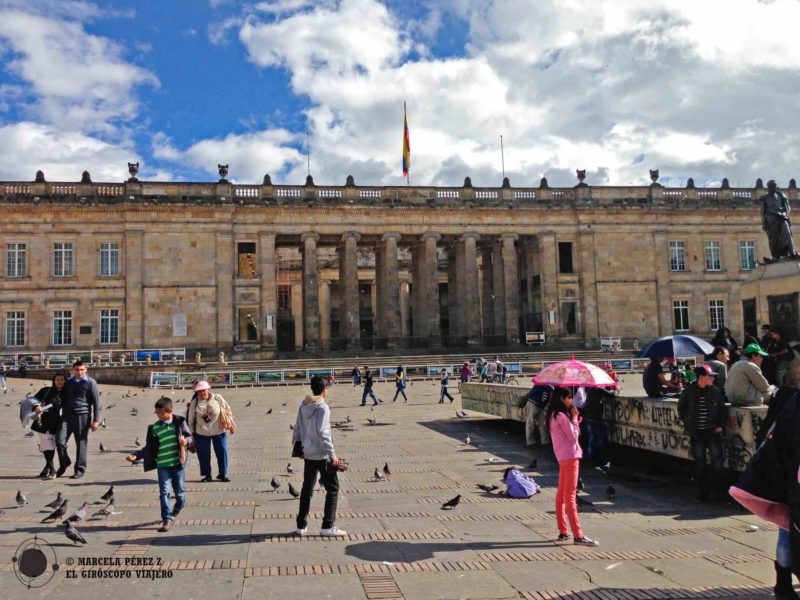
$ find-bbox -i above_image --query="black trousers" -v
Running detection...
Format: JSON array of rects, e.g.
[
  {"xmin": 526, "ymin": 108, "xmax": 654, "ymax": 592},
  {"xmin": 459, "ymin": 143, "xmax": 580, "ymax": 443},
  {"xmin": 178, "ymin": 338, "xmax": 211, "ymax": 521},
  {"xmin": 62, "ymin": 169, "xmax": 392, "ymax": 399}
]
[
  {"xmin": 57, "ymin": 413, "xmax": 91, "ymax": 475},
  {"xmin": 296, "ymin": 459, "xmax": 340, "ymax": 530}
]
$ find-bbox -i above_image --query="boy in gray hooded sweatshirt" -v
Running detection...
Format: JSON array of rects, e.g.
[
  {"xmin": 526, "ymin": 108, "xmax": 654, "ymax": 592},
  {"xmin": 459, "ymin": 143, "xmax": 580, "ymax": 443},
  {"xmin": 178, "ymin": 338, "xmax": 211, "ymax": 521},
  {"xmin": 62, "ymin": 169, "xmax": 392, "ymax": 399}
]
[{"xmin": 293, "ymin": 375, "xmax": 346, "ymax": 536}]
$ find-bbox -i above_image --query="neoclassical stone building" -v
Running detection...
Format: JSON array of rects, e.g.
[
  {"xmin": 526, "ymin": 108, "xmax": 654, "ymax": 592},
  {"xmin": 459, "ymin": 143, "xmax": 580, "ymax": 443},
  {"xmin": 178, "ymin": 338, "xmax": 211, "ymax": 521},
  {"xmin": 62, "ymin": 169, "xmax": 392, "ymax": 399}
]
[{"xmin": 0, "ymin": 169, "xmax": 785, "ymax": 354}]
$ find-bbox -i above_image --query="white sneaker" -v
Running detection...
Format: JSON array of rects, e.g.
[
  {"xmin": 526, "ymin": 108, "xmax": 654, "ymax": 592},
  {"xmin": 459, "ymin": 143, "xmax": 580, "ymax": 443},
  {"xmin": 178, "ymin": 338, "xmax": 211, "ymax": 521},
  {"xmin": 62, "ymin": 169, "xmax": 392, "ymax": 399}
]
[
  {"xmin": 294, "ymin": 528, "xmax": 307, "ymax": 536},
  {"xmin": 573, "ymin": 536, "xmax": 599, "ymax": 546},
  {"xmin": 320, "ymin": 526, "xmax": 347, "ymax": 537}
]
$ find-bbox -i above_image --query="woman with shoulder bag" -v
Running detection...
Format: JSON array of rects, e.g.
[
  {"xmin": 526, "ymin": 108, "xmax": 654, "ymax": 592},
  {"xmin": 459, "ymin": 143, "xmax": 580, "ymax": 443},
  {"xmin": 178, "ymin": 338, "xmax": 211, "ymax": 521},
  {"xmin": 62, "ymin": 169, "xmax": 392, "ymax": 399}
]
[
  {"xmin": 186, "ymin": 380, "xmax": 236, "ymax": 482},
  {"xmin": 31, "ymin": 372, "xmax": 67, "ymax": 479}
]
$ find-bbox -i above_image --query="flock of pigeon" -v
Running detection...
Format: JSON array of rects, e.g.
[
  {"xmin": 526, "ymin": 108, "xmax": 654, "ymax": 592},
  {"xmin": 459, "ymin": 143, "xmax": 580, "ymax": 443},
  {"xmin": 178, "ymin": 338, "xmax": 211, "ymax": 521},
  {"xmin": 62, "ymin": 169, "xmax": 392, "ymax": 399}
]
[{"xmin": 12, "ymin": 485, "xmax": 118, "ymax": 545}]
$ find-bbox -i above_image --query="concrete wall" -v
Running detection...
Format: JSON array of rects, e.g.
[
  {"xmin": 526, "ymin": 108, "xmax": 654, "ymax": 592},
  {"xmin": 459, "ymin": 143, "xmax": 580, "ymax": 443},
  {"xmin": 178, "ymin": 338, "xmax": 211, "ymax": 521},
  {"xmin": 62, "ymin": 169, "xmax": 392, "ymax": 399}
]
[{"xmin": 460, "ymin": 383, "xmax": 768, "ymax": 471}]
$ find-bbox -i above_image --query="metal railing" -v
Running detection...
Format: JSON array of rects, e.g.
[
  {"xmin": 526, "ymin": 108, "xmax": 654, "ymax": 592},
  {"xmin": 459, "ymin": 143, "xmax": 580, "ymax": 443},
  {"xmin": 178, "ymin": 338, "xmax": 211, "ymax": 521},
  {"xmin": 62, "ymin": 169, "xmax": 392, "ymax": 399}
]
[{"xmin": 0, "ymin": 347, "xmax": 187, "ymax": 368}]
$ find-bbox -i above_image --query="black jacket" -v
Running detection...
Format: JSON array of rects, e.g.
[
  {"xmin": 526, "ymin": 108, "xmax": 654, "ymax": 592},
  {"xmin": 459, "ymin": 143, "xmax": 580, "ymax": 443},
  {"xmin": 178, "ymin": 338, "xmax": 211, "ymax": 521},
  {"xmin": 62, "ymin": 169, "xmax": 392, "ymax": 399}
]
[
  {"xmin": 132, "ymin": 416, "xmax": 192, "ymax": 472},
  {"xmin": 677, "ymin": 382, "xmax": 726, "ymax": 436},
  {"xmin": 30, "ymin": 386, "xmax": 62, "ymax": 434},
  {"xmin": 734, "ymin": 391, "xmax": 800, "ymax": 576}
]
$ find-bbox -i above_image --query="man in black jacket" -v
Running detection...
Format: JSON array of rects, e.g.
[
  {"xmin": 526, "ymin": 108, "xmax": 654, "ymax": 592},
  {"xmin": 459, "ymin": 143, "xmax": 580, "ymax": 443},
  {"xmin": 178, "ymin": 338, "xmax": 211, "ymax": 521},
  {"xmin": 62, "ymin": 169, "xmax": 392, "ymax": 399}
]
[
  {"xmin": 678, "ymin": 364, "xmax": 727, "ymax": 502},
  {"xmin": 56, "ymin": 360, "xmax": 101, "ymax": 479}
]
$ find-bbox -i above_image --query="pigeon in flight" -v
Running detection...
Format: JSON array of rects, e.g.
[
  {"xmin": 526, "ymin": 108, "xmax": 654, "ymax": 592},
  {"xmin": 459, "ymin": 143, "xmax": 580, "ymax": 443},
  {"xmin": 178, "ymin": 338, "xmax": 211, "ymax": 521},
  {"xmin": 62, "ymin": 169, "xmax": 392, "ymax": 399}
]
[
  {"xmin": 45, "ymin": 492, "xmax": 64, "ymax": 509},
  {"xmin": 270, "ymin": 477, "xmax": 280, "ymax": 492},
  {"xmin": 286, "ymin": 463, "xmax": 294, "ymax": 475},
  {"xmin": 42, "ymin": 500, "xmax": 68, "ymax": 523},
  {"xmin": 606, "ymin": 484, "xmax": 616, "ymax": 501},
  {"xmin": 64, "ymin": 522, "xmax": 87, "ymax": 545},
  {"xmin": 288, "ymin": 483, "xmax": 300, "ymax": 498},
  {"xmin": 101, "ymin": 486, "xmax": 114, "ymax": 502},
  {"xmin": 383, "ymin": 463, "xmax": 391, "ymax": 476},
  {"xmin": 16, "ymin": 490, "xmax": 27, "ymax": 508},
  {"xmin": 63, "ymin": 502, "xmax": 89, "ymax": 524},
  {"xmin": 477, "ymin": 484, "xmax": 499, "ymax": 493},
  {"xmin": 441, "ymin": 495, "xmax": 461, "ymax": 510}
]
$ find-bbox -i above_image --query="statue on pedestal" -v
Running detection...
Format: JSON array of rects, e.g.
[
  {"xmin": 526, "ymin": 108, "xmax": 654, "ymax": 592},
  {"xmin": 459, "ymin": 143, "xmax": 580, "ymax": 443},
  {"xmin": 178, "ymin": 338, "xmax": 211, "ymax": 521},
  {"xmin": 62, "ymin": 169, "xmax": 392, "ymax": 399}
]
[{"xmin": 760, "ymin": 180, "xmax": 799, "ymax": 262}]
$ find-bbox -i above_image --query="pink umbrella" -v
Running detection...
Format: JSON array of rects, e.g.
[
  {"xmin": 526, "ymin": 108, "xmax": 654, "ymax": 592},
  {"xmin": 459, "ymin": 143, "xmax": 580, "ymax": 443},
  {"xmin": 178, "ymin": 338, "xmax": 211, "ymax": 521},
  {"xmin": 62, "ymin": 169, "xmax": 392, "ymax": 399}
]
[{"xmin": 532, "ymin": 357, "xmax": 618, "ymax": 389}]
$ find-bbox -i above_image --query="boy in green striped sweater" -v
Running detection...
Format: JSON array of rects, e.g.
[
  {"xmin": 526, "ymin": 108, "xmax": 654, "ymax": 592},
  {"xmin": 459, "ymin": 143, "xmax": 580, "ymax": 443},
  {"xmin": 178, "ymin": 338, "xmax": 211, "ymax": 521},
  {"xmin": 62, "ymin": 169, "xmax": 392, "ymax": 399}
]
[{"xmin": 127, "ymin": 397, "xmax": 191, "ymax": 532}]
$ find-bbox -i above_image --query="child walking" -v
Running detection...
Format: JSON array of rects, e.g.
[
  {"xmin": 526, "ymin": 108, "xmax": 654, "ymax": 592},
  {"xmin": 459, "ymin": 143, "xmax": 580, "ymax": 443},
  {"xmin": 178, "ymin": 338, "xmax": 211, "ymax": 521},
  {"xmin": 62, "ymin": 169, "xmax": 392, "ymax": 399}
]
[
  {"xmin": 439, "ymin": 369, "xmax": 454, "ymax": 403},
  {"xmin": 127, "ymin": 397, "xmax": 191, "ymax": 532},
  {"xmin": 546, "ymin": 386, "xmax": 599, "ymax": 546}
]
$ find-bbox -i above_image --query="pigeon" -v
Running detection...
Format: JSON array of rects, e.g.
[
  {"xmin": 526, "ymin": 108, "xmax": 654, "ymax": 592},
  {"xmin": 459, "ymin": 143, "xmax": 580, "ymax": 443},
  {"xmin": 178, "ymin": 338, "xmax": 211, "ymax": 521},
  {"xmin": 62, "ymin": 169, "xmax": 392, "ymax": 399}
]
[
  {"xmin": 134, "ymin": 436, "xmax": 141, "ymax": 448},
  {"xmin": 63, "ymin": 501, "xmax": 89, "ymax": 524},
  {"xmin": 374, "ymin": 467, "xmax": 384, "ymax": 480},
  {"xmin": 346, "ymin": 415, "xmax": 351, "ymax": 423},
  {"xmin": 42, "ymin": 500, "xmax": 68, "ymax": 523},
  {"xmin": 64, "ymin": 522, "xmax": 87, "ymax": 545},
  {"xmin": 288, "ymin": 483, "xmax": 300, "ymax": 498},
  {"xmin": 606, "ymin": 484, "xmax": 616, "ymax": 501},
  {"xmin": 383, "ymin": 463, "xmax": 391, "ymax": 476},
  {"xmin": 286, "ymin": 463, "xmax": 294, "ymax": 475},
  {"xmin": 100, "ymin": 486, "xmax": 114, "ymax": 502},
  {"xmin": 441, "ymin": 495, "xmax": 461, "ymax": 510},
  {"xmin": 367, "ymin": 418, "xmax": 376, "ymax": 426},
  {"xmin": 527, "ymin": 458, "xmax": 538, "ymax": 469},
  {"xmin": 99, "ymin": 443, "xmax": 108, "ymax": 454},
  {"xmin": 577, "ymin": 477, "xmax": 585, "ymax": 491},
  {"xmin": 460, "ymin": 411, "xmax": 468, "ymax": 417},
  {"xmin": 105, "ymin": 404, "xmax": 115, "ymax": 410},
  {"xmin": 266, "ymin": 408, "xmax": 272, "ymax": 415},
  {"xmin": 245, "ymin": 400, "xmax": 252, "ymax": 407},
  {"xmin": 595, "ymin": 461, "xmax": 611, "ymax": 474},
  {"xmin": 289, "ymin": 424, "xmax": 294, "ymax": 431},
  {"xmin": 130, "ymin": 407, "xmax": 138, "ymax": 416},
  {"xmin": 270, "ymin": 477, "xmax": 280, "ymax": 492},
  {"xmin": 100, "ymin": 418, "xmax": 108, "ymax": 429},
  {"xmin": 456, "ymin": 411, "xmax": 465, "ymax": 418},
  {"xmin": 16, "ymin": 490, "xmax": 27, "ymax": 508},
  {"xmin": 24, "ymin": 431, "xmax": 34, "ymax": 437},
  {"xmin": 45, "ymin": 492, "xmax": 64, "ymax": 509},
  {"xmin": 92, "ymin": 503, "xmax": 120, "ymax": 517},
  {"xmin": 576, "ymin": 494, "xmax": 594, "ymax": 507},
  {"xmin": 465, "ymin": 435, "xmax": 471, "ymax": 445},
  {"xmin": 477, "ymin": 484, "xmax": 499, "ymax": 493}
]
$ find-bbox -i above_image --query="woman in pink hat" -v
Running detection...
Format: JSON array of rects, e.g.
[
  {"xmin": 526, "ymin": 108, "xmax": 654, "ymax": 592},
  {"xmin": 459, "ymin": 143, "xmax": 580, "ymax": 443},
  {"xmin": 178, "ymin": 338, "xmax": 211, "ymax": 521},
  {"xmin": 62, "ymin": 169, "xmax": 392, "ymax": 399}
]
[{"xmin": 187, "ymin": 380, "xmax": 236, "ymax": 482}]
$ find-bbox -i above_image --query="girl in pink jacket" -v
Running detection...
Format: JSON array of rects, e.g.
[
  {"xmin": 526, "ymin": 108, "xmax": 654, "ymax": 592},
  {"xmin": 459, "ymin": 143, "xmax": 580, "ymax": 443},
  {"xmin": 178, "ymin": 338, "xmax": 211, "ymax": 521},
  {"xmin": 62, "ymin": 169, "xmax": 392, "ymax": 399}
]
[{"xmin": 546, "ymin": 386, "xmax": 599, "ymax": 546}]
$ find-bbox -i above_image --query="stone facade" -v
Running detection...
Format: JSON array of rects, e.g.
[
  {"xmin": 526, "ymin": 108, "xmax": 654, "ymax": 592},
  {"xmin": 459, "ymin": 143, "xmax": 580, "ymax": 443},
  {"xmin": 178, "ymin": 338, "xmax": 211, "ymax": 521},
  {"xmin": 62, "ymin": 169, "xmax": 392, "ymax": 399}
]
[{"xmin": 0, "ymin": 176, "xmax": 787, "ymax": 354}]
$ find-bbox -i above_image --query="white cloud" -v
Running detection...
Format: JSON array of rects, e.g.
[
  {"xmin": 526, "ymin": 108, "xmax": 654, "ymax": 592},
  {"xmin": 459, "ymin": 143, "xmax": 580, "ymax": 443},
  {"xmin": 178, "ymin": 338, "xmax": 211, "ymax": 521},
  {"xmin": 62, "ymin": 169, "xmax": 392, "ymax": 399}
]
[{"xmin": 0, "ymin": 121, "xmax": 140, "ymax": 181}]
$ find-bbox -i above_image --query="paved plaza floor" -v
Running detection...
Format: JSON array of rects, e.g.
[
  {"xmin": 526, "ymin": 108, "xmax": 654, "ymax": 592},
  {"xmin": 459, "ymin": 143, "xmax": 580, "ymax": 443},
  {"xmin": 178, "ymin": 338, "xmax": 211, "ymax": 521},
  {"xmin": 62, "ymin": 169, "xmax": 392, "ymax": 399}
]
[{"xmin": 0, "ymin": 376, "xmax": 784, "ymax": 599}]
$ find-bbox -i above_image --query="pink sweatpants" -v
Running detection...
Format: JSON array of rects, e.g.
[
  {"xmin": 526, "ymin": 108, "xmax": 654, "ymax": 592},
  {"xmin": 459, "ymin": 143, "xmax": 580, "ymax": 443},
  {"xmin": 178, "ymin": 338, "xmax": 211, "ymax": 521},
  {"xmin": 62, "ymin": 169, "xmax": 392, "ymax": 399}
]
[{"xmin": 555, "ymin": 458, "xmax": 583, "ymax": 538}]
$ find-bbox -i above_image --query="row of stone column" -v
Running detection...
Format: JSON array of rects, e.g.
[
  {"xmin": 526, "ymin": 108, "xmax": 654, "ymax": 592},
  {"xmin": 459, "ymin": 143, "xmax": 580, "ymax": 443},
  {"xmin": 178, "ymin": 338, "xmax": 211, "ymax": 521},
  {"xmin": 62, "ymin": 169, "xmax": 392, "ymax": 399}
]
[{"xmin": 298, "ymin": 231, "xmax": 521, "ymax": 350}]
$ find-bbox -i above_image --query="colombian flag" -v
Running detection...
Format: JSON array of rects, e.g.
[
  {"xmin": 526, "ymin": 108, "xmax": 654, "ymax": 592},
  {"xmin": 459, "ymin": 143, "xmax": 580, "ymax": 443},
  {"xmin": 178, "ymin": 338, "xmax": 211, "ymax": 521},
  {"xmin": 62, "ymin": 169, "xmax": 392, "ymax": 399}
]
[{"xmin": 402, "ymin": 101, "xmax": 411, "ymax": 177}]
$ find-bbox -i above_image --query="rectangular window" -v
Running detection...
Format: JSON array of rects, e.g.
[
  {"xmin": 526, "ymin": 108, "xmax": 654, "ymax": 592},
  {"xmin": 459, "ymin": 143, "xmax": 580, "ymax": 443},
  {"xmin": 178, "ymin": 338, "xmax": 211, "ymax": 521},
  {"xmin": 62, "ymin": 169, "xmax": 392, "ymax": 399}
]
[
  {"xmin": 99, "ymin": 309, "xmax": 120, "ymax": 344},
  {"xmin": 5, "ymin": 311, "xmax": 24, "ymax": 347},
  {"xmin": 52, "ymin": 310, "xmax": 73, "ymax": 346},
  {"xmin": 739, "ymin": 240, "xmax": 756, "ymax": 271},
  {"xmin": 669, "ymin": 241, "xmax": 686, "ymax": 271},
  {"xmin": 6, "ymin": 243, "xmax": 27, "ymax": 278},
  {"xmin": 237, "ymin": 242, "xmax": 257, "ymax": 276},
  {"xmin": 99, "ymin": 243, "xmax": 120, "ymax": 277},
  {"xmin": 705, "ymin": 240, "xmax": 722, "ymax": 271},
  {"xmin": 53, "ymin": 242, "xmax": 74, "ymax": 277},
  {"xmin": 673, "ymin": 300, "xmax": 690, "ymax": 332},
  {"xmin": 709, "ymin": 300, "xmax": 725, "ymax": 331},
  {"xmin": 558, "ymin": 242, "xmax": 574, "ymax": 274}
]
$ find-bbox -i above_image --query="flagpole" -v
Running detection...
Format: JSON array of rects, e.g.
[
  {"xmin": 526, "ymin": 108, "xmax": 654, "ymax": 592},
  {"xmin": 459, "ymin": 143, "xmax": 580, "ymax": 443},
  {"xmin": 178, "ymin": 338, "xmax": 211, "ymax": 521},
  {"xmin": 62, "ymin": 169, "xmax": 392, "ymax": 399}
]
[
  {"xmin": 306, "ymin": 123, "xmax": 311, "ymax": 177},
  {"xmin": 500, "ymin": 134, "xmax": 505, "ymax": 180}
]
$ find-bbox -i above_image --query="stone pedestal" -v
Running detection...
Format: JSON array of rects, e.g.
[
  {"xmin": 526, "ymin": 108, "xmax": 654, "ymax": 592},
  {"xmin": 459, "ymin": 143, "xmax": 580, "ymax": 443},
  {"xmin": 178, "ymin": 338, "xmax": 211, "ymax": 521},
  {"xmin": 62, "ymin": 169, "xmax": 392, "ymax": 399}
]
[{"xmin": 740, "ymin": 260, "xmax": 800, "ymax": 385}]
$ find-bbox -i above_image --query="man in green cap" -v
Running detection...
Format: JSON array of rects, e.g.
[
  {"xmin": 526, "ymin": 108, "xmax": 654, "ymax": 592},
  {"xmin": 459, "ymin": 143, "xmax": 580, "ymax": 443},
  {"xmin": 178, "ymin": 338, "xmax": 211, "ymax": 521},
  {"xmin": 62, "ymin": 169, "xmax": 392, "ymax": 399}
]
[{"xmin": 725, "ymin": 343, "xmax": 775, "ymax": 406}]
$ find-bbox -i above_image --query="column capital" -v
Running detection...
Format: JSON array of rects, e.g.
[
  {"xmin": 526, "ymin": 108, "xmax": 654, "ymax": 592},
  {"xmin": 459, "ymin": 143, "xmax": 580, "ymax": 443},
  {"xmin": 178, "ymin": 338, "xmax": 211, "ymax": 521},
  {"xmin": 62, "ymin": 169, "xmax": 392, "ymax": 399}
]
[
  {"xmin": 341, "ymin": 231, "xmax": 361, "ymax": 242},
  {"xmin": 301, "ymin": 232, "xmax": 320, "ymax": 243},
  {"xmin": 461, "ymin": 232, "xmax": 481, "ymax": 241},
  {"xmin": 421, "ymin": 232, "xmax": 441, "ymax": 242},
  {"xmin": 381, "ymin": 232, "xmax": 401, "ymax": 242}
]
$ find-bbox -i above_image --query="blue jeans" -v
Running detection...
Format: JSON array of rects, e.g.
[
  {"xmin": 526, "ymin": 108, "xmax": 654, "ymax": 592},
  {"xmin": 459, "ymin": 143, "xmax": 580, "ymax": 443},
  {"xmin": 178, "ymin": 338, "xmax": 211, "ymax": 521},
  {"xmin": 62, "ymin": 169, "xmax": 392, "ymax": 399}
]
[
  {"xmin": 585, "ymin": 419, "xmax": 607, "ymax": 465},
  {"xmin": 194, "ymin": 433, "xmax": 228, "ymax": 478},
  {"xmin": 392, "ymin": 387, "xmax": 408, "ymax": 402},
  {"xmin": 777, "ymin": 527, "xmax": 791, "ymax": 568},
  {"xmin": 157, "ymin": 464, "xmax": 186, "ymax": 523},
  {"xmin": 361, "ymin": 387, "xmax": 378, "ymax": 405}
]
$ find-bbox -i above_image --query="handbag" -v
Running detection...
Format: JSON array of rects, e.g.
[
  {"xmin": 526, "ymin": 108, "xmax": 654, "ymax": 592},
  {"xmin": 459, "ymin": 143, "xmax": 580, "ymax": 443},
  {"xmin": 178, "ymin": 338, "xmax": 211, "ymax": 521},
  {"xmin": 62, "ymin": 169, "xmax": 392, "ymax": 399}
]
[
  {"xmin": 291, "ymin": 440, "xmax": 304, "ymax": 458},
  {"xmin": 216, "ymin": 396, "xmax": 237, "ymax": 431}
]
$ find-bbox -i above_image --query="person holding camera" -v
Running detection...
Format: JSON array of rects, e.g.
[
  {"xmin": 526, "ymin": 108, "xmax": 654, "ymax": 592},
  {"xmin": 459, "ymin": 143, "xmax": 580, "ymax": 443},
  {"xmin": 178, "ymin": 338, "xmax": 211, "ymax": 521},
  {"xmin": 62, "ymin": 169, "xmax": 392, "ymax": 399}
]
[
  {"xmin": 186, "ymin": 380, "xmax": 235, "ymax": 483},
  {"xmin": 293, "ymin": 375, "xmax": 346, "ymax": 537}
]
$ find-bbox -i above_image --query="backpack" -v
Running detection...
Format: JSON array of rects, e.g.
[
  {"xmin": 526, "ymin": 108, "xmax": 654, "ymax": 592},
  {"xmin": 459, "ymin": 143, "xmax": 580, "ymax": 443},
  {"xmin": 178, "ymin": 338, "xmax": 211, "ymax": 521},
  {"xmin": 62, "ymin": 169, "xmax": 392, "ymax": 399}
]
[{"xmin": 528, "ymin": 385, "xmax": 554, "ymax": 408}]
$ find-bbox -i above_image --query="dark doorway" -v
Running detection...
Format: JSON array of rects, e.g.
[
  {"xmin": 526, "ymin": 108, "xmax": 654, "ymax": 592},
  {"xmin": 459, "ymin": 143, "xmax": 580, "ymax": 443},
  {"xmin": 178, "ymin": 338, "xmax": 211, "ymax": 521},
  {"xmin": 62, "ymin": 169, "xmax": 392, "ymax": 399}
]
[
  {"xmin": 742, "ymin": 298, "xmax": 757, "ymax": 339},
  {"xmin": 561, "ymin": 302, "xmax": 577, "ymax": 335},
  {"xmin": 276, "ymin": 319, "xmax": 295, "ymax": 352},
  {"xmin": 360, "ymin": 319, "xmax": 374, "ymax": 350}
]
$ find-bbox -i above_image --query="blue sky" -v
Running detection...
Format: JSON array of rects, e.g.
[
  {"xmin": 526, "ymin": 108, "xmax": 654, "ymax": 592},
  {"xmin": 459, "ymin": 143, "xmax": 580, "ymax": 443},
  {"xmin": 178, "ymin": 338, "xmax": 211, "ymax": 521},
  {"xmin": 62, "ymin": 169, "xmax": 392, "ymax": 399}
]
[{"xmin": 1, "ymin": 0, "xmax": 800, "ymax": 187}]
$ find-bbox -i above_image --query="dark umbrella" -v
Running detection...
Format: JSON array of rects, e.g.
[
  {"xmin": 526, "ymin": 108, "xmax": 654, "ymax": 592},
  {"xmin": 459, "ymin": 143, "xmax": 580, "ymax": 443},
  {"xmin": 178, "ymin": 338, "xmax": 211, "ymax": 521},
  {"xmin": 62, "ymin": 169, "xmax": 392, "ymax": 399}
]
[{"xmin": 636, "ymin": 335, "xmax": 714, "ymax": 360}]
